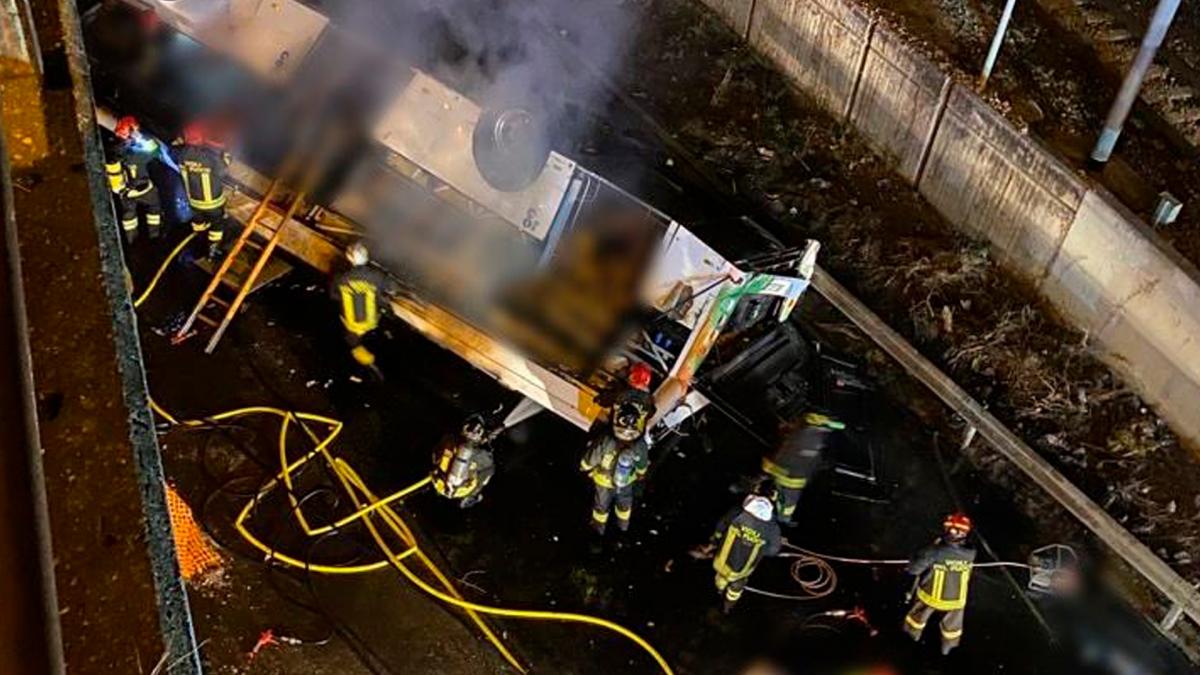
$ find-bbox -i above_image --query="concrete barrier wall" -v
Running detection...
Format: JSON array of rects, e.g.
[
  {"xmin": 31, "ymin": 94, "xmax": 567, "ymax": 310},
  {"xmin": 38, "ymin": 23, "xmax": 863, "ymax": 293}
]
[
  {"xmin": 698, "ymin": 0, "xmax": 1200, "ymax": 449},
  {"xmin": 919, "ymin": 86, "xmax": 1087, "ymax": 281},
  {"xmin": 1045, "ymin": 192, "xmax": 1200, "ymax": 445},
  {"xmin": 747, "ymin": 0, "xmax": 871, "ymax": 118},
  {"xmin": 848, "ymin": 24, "xmax": 949, "ymax": 183},
  {"xmin": 703, "ymin": 0, "xmax": 755, "ymax": 36}
]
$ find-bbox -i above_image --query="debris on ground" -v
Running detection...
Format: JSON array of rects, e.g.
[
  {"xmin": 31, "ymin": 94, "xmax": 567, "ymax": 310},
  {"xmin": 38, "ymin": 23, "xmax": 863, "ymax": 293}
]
[{"xmin": 626, "ymin": 0, "xmax": 1200, "ymax": 588}]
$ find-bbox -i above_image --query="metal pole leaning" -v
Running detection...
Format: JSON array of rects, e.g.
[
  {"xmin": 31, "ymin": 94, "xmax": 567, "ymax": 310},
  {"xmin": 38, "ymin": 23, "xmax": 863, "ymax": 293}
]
[
  {"xmin": 1091, "ymin": 0, "xmax": 1181, "ymax": 163},
  {"xmin": 978, "ymin": 0, "xmax": 1018, "ymax": 91}
]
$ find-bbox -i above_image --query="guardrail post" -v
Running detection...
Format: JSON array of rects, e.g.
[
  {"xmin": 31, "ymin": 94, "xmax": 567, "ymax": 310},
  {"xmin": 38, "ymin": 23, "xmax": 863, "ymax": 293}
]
[
  {"xmin": 1161, "ymin": 603, "xmax": 1185, "ymax": 632},
  {"xmin": 960, "ymin": 423, "xmax": 978, "ymax": 451}
]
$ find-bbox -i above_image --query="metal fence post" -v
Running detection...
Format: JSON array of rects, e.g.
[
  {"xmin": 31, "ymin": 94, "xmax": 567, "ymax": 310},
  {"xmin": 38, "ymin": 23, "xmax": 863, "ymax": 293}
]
[
  {"xmin": 978, "ymin": 0, "xmax": 1018, "ymax": 91},
  {"xmin": 1090, "ymin": 0, "xmax": 1181, "ymax": 163}
]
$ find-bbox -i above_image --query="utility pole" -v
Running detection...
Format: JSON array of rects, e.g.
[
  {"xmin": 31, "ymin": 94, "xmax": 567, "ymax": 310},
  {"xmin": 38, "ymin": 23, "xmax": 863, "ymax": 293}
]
[
  {"xmin": 978, "ymin": 0, "xmax": 1018, "ymax": 91},
  {"xmin": 1090, "ymin": 0, "xmax": 1181, "ymax": 163}
]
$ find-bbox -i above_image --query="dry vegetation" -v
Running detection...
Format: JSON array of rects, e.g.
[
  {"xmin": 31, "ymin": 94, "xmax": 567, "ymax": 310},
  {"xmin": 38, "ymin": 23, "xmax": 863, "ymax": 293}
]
[{"xmin": 624, "ymin": 0, "xmax": 1200, "ymax": 583}]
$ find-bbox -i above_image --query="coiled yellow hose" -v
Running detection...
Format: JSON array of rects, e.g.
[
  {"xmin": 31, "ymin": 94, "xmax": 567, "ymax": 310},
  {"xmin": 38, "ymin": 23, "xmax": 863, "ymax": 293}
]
[{"xmin": 154, "ymin": 403, "xmax": 674, "ymax": 674}]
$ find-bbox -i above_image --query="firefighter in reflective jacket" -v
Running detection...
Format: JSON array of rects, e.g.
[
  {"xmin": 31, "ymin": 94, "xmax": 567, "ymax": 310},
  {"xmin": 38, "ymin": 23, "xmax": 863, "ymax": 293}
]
[
  {"xmin": 106, "ymin": 116, "xmax": 163, "ymax": 243},
  {"xmin": 580, "ymin": 402, "xmax": 649, "ymax": 534},
  {"xmin": 330, "ymin": 242, "xmax": 389, "ymax": 371},
  {"xmin": 176, "ymin": 122, "xmax": 232, "ymax": 259},
  {"xmin": 903, "ymin": 512, "xmax": 977, "ymax": 655},
  {"xmin": 432, "ymin": 415, "xmax": 497, "ymax": 508},
  {"xmin": 761, "ymin": 412, "xmax": 845, "ymax": 525},
  {"xmin": 711, "ymin": 495, "xmax": 782, "ymax": 612}
]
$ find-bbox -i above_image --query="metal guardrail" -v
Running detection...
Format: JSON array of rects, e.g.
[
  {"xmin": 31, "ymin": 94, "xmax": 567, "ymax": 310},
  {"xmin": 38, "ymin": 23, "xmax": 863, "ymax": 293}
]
[
  {"xmin": 812, "ymin": 268, "xmax": 1200, "ymax": 631},
  {"xmin": 0, "ymin": 108, "xmax": 65, "ymax": 675}
]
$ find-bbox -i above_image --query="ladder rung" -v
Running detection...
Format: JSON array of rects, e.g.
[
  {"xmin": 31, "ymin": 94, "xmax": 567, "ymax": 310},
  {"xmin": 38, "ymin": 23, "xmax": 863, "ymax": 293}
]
[
  {"xmin": 196, "ymin": 313, "xmax": 219, "ymax": 327},
  {"xmin": 209, "ymin": 295, "xmax": 230, "ymax": 307}
]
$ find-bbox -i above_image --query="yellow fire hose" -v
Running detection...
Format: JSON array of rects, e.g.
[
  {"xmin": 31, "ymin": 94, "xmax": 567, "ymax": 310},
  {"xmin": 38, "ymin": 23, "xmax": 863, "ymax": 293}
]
[
  {"xmin": 133, "ymin": 225, "xmax": 673, "ymax": 673},
  {"xmin": 132, "ymin": 232, "xmax": 196, "ymax": 309},
  {"xmin": 152, "ymin": 403, "xmax": 674, "ymax": 674}
]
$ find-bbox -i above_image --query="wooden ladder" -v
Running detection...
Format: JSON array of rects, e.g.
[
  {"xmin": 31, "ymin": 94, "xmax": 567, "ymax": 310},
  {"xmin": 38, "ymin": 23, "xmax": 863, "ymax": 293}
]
[{"xmin": 174, "ymin": 179, "xmax": 308, "ymax": 353}]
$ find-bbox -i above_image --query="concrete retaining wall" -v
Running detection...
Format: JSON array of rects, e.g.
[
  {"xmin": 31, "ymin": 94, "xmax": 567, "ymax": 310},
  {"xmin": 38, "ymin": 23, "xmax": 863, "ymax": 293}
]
[
  {"xmin": 849, "ymin": 24, "xmax": 949, "ymax": 183},
  {"xmin": 918, "ymin": 86, "xmax": 1087, "ymax": 281},
  {"xmin": 698, "ymin": 0, "xmax": 1200, "ymax": 448},
  {"xmin": 747, "ymin": 0, "xmax": 871, "ymax": 118}
]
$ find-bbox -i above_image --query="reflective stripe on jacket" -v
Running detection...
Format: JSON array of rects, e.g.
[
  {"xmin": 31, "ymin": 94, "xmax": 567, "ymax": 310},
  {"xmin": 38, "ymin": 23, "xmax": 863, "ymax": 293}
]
[
  {"xmin": 908, "ymin": 540, "xmax": 976, "ymax": 611},
  {"xmin": 331, "ymin": 265, "xmax": 388, "ymax": 335},
  {"xmin": 712, "ymin": 511, "xmax": 782, "ymax": 581},
  {"xmin": 763, "ymin": 425, "xmax": 831, "ymax": 488},
  {"xmin": 580, "ymin": 435, "xmax": 647, "ymax": 489},
  {"xmin": 178, "ymin": 144, "xmax": 231, "ymax": 209}
]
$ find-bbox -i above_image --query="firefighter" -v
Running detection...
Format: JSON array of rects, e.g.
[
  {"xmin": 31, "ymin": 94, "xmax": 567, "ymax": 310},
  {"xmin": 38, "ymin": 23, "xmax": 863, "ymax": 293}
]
[
  {"xmin": 330, "ymin": 242, "xmax": 389, "ymax": 374},
  {"xmin": 106, "ymin": 116, "xmax": 164, "ymax": 243},
  {"xmin": 761, "ymin": 412, "xmax": 845, "ymax": 525},
  {"xmin": 580, "ymin": 401, "xmax": 649, "ymax": 535},
  {"xmin": 595, "ymin": 362, "xmax": 657, "ymax": 421},
  {"xmin": 709, "ymin": 494, "xmax": 782, "ymax": 612},
  {"xmin": 902, "ymin": 512, "xmax": 977, "ymax": 655},
  {"xmin": 176, "ymin": 121, "xmax": 233, "ymax": 259},
  {"xmin": 432, "ymin": 415, "xmax": 498, "ymax": 508}
]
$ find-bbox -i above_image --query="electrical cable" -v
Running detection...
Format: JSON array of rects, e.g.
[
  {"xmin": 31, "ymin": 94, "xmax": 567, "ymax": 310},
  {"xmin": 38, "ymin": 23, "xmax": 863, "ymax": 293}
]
[{"xmin": 745, "ymin": 553, "xmax": 837, "ymax": 600}]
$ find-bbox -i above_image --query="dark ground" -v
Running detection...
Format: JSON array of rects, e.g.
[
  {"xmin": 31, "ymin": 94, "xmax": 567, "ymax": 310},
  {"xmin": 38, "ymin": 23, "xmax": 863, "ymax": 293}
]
[
  {"xmin": 606, "ymin": 0, "xmax": 1200, "ymax": 611},
  {"xmin": 124, "ymin": 25, "xmax": 1197, "ymax": 667},
  {"xmin": 94, "ymin": 0, "xmax": 1197, "ymax": 671},
  {"xmin": 131, "ymin": 236, "xmax": 1191, "ymax": 674}
]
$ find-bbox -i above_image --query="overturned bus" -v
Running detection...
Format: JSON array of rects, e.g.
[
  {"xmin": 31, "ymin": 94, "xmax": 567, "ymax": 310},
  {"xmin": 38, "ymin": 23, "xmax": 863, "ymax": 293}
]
[{"xmin": 83, "ymin": 0, "xmax": 820, "ymax": 435}]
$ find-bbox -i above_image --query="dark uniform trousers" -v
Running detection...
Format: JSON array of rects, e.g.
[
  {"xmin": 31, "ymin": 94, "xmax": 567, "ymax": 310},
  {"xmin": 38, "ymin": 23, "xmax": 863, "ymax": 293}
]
[
  {"xmin": 591, "ymin": 482, "xmax": 634, "ymax": 532},
  {"xmin": 904, "ymin": 599, "xmax": 964, "ymax": 652},
  {"xmin": 762, "ymin": 425, "xmax": 831, "ymax": 524},
  {"xmin": 106, "ymin": 162, "xmax": 161, "ymax": 242}
]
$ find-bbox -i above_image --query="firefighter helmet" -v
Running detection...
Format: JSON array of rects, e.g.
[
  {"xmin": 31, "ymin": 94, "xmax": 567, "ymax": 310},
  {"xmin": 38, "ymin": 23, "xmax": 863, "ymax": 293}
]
[
  {"xmin": 182, "ymin": 121, "xmax": 207, "ymax": 146},
  {"xmin": 628, "ymin": 362, "xmax": 653, "ymax": 391},
  {"xmin": 346, "ymin": 242, "xmax": 369, "ymax": 266},
  {"xmin": 943, "ymin": 512, "xmax": 972, "ymax": 540},
  {"xmin": 461, "ymin": 415, "xmax": 487, "ymax": 444},
  {"xmin": 743, "ymin": 494, "xmax": 774, "ymax": 522},
  {"xmin": 612, "ymin": 402, "xmax": 646, "ymax": 442},
  {"xmin": 115, "ymin": 116, "xmax": 140, "ymax": 140}
]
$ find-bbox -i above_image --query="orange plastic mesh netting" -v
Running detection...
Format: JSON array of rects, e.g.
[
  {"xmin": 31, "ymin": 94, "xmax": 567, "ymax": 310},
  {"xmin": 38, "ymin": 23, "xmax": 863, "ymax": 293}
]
[{"xmin": 165, "ymin": 483, "xmax": 222, "ymax": 580}]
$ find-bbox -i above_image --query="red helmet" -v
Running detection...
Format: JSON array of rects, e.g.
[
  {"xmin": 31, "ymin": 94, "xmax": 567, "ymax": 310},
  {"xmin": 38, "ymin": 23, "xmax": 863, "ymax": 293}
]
[
  {"xmin": 182, "ymin": 121, "xmax": 207, "ymax": 146},
  {"xmin": 114, "ymin": 116, "xmax": 140, "ymax": 140},
  {"xmin": 943, "ymin": 512, "xmax": 972, "ymax": 539},
  {"xmin": 628, "ymin": 362, "xmax": 652, "ymax": 391}
]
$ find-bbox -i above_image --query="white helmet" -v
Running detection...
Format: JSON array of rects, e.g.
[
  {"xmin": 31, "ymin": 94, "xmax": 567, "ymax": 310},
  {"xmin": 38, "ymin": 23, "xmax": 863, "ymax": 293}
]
[
  {"xmin": 346, "ymin": 242, "xmax": 369, "ymax": 266},
  {"xmin": 743, "ymin": 495, "xmax": 774, "ymax": 522}
]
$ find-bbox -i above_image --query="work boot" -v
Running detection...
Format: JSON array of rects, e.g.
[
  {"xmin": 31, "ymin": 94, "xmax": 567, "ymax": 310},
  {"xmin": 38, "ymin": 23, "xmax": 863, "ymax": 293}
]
[
  {"xmin": 124, "ymin": 226, "xmax": 138, "ymax": 244},
  {"xmin": 206, "ymin": 240, "xmax": 224, "ymax": 261},
  {"xmin": 148, "ymin": 222, "xmax": 163, "ymax": 240},
  {"xmin": 590, "ymin": 520, "xmax": 607, "ymax": 536},
  {"xmin": 721, "ymin": 597, "xmax": 737, "ymax": 615},
  {"xmin": 459, "ymin": 493, "xmax": 483, "ymax": 509}
]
